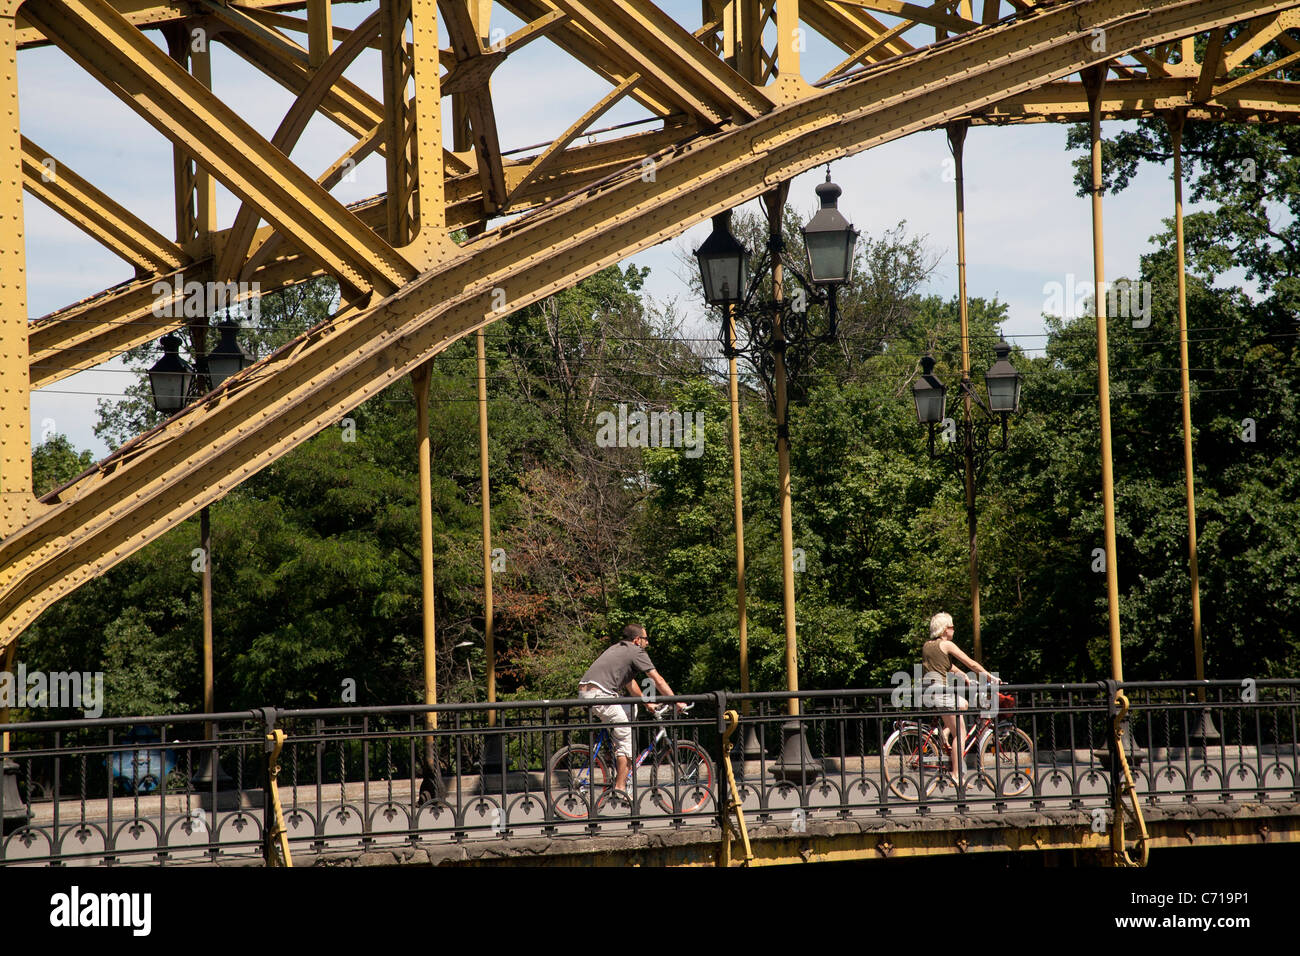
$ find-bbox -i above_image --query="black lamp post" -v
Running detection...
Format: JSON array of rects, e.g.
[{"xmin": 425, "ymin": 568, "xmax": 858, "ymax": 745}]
[
  {"xmin": 697, "ymin": 171, "xmax": 856, "ymax": 395},
  {"xmin": 694, "ymin": 172, "xmax": 857, "ymax": 781},
  {"xmin": 912, "ymin": 339, "xmax": 1021, "ymax": 662},
  {"xmin": 911, "ymin": 340, "xmax": 1020, "ymax": 469},
  {"xmin": 147, "ymin": 323, "xmax": 252, "ymax": 799}
]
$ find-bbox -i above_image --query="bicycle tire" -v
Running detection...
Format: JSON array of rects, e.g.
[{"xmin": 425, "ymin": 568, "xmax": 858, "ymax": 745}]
[
  {"xmin": 650, "ymin": 742, "xmax": 715, "ymax": 813},
  {"xmin": 548, "ymin": 745, "xmax": 610, "ymax": 819},
  {"xmin": 978, "ymin": 724, "xmax": 1035, "ymax": 797},
  {"xmin": 881, "ymin": 726, "xmax": 943, "ymax": 800}
]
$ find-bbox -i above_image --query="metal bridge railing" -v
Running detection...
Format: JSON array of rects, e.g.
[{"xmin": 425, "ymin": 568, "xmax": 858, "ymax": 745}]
[{"xmin": 1, "ymin": 680, "xmax": 1296, "ymax": 865}]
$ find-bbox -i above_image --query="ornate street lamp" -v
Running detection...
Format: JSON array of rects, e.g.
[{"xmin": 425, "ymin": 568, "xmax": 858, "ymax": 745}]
[
  {"xmin": 694, "ymin": 172, "xmax": 858, "ymax": 781},
  {"xmin": 984, "ymin": 339, "xmax": 1022, "ymax": 415},
  {"xmin": 911, "ymin": 355, "xmax": 948, "ymax": 426},
  {"xmin": 912, "ymin": 339, "xmax": 1021, "ymax": 472},
  {"xmin": 147, "ymin": 322, "xmax": 252, "ymax": 796},
  {"xmin": 802, "ymin": 174, "xmax": 858, "ymax": 286},
  {"xmin": 147, "ymin": 334, "xmax": 194, "ymax": 415},
  {"xmin": 695, "ymin": 171, "xmax": 858, "ymax": 396},
  {"xmin": 912, "ymin": 338, "xmax": 1021, "ymax": 665},
  {"xmin": 695, "ymin": 211, "xmax": 749, "ymax": 307}
]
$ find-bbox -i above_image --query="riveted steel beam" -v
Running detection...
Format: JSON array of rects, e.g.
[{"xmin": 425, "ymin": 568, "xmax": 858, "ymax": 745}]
[
  {"xmin": 382, "ymin": 0, "xmax": 418, "ymax": 242},
  {"xmin": 978, "ymin": 77, "xmax": 1300, "ymax": 124},
  {"xmin": 803, "ymin": 0, "xmax": 914, "ymax": 66},
  {"xmin": 551, "ymin": 0, "xmax": 775, "ymax": 123},
  {"xmin": 0, "ymin": 7, "xmax": 37, "ymax": 535},
  {"xmin": 205, "ymin": 5, "xmax": 386, "ymax": 142},
  {"xmin": 216, "ymin": 7, "xmax": 383, "ymax": 283},
  {"xmin": 2, "ymin": 0, "xmax": 1291, "ymax": 647},
  {"xmin": 243, "ymin": 7, "xmax": 387, "ymax": 49},
  {"xmin": 26, "ymin": 124, "xmax": 687, "ymax": 389},
  {"xmin": 503, "ymin": 75, "xmax": 640, "ymax": 210},
  {"xmin": 15, "ymin": 0, "xmax": 311, "ymax": 48},
  {"xmin": 22, "ymin": 0, "xmax": 417, "ymax": 296},
  {"xmin": 442, "ymin": 0, "xmax": 516, "ymax": 213},
  {"xmin": 831, "ymin": 0, "xmax": 977, "ymax": 36},
  {"xmin": 495, "ymin": 0, "xmax": 683, "ymax": 117},
  {"xmin": 20, "ymin": 137, "xmax": 189, "ymax": 275},
  {"xmin": 1222, "ymin": 11, "xmax": 1289, "ymax": 71},
  {"xmin": 438, "ymin": 808, "xmax": 1300, "ymax": 867}
]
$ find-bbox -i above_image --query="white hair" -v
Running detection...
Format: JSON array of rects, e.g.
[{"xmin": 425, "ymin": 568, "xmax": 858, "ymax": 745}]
[{"xmin": 929, "ymin": 612, "xmax": 953, "ymax": 640}]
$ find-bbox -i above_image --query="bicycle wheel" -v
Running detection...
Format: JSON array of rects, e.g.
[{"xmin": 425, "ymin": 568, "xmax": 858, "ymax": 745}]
[
  {"xmin": 881, "ymin": 726, "xmax": 943, "ymax": 800},
  {"xmin": 978, "ymin": 724, "xmax": 1035, "ymax": 797},
  {"xmin": 548, "ymin": 745, "xmax": 610, "ymax": 819},
  {"xmin": 651, "ymin": 742, "xmax": 715, "ymax": 813}
]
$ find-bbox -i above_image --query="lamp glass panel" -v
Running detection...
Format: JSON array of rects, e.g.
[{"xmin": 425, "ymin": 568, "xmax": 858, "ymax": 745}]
[
  {"xmin": 700, "ymin": 253, "xmax": 747, "ymax": 305},
  {"xmin": 805, "ymin": 231, "xmax": 851, "ymax": 284},
  {"xmin": 919, "ymin": 391, "xmax": 945, "ymax": 424},
  {"xmin": 207, "ymin": 355, "xmax": 243, "ymax": 388},
  {"xmin": 150, "ymin": 370, "xmax": 191, "ymax": 413},
  {"xmin": 985, "ymin": 375, "xmax": 1015, "ymax": 413},
  {"xmin": 913, "ymin": 383, "xmax": 945, "ymax": 424}
]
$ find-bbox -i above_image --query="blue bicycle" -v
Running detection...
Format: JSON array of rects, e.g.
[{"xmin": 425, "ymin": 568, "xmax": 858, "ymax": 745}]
[{"xmin": 547, "ymin": 703, "xmax": 713, "ymax": 819}]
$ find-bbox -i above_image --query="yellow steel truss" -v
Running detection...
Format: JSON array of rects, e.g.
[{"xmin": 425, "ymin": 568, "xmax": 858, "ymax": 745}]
[{"xmin": 5, "ymin": 0, "xmax": 1300, "ymax": 646}]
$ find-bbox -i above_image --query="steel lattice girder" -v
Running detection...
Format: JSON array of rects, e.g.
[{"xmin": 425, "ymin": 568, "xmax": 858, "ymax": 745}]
[
  {"xmin": 24, "ymin": 124, "xmax": 692, "ymax": 390},
  {"xmin": 21, "ymin": 0, "xmax": 418, "ymax": 297},
  {"xmin": 4, "ymin": 0, "xmax": 1299, "ymax": 646}
]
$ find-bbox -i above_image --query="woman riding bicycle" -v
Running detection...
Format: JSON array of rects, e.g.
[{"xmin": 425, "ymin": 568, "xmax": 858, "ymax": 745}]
[{"xmin": 922, "ymin": 611, "xmax": 999, "ymax": 778}]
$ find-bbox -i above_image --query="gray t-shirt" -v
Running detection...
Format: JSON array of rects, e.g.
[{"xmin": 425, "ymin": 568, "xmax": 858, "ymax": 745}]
[{"xmin": 581, "ymin": 641, "xmax": 656, "ymax": 695}]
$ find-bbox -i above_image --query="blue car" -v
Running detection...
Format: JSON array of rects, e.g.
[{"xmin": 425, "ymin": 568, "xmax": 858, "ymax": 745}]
[{"xmin": 107, "ymin": 726, "xmax": 177, "ymax": 795}]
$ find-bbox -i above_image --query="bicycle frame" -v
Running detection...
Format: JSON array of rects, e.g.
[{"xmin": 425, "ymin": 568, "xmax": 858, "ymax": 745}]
[
  {"xmin": 894, "ymin": 712, "xmax": 998, "ymax": 760},
  {"xmin": 575, "ymin": 715, "xmax": 674, "ymax": 788}
]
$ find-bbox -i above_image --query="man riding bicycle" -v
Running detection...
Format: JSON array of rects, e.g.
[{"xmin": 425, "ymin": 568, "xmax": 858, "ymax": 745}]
[{"xmin": 579, "ymin": 623, "xmax": 683, "ymax": 801}]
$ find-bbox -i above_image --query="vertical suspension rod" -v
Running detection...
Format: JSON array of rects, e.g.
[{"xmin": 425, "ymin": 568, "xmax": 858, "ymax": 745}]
[
  {"xmin": 1084, "ymin": 66, "xmax": 1124, "ymax": 683},
  {"xmin": 1167, "ymin": 111, "xmax": 1205, "ymax": 688}
]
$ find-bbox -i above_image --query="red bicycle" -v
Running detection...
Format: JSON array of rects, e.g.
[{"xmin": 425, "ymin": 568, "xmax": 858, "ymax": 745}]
[{"xmin": 881, "ymin": 692, "xmax": 1034, "ymax": 799}]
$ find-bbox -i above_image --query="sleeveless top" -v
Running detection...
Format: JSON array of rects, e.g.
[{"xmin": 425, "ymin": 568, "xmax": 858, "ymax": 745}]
[{"xmin": 921, "ymin": 639, "xmax": 952, "ymax": 682}]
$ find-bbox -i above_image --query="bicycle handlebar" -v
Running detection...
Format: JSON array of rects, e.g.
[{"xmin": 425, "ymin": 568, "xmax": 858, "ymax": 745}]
[{"xmin": 649, "ymin": 701, "xmax": 693, "ymax": 718}]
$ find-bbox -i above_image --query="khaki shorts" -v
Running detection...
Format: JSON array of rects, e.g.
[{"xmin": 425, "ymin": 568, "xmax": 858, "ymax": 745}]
[{"xmin": 579, "ymin": 685, "xmax": 633, "ymax": 760}]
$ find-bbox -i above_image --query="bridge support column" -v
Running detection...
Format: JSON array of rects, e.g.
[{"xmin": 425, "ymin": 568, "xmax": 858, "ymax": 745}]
[
  {"xmin": 476, "ymin": 328, "xmax": 499, "ymax": 719},
  {"xmin": 724, "ymin": 0, "xmax": 757, "ymax": 740},
  {"xmin": 0, "ymin": 640, "xmax": 14, "ymax": 751},
  {"xmin": 475, "ymin": 328, "xmax": 505, "ymax": 774},
  {"xmin": 0, "ymin": 5, "xmax": 35, "ymax": 539},
  {"xmin": 947, "ymin": 119, "xmax": 982, "ymax": 662},
  {"xmin": 1167, "ymin": 111, "xmax": 1206, "ymax": 689},
  {"xmin": 762, "ymin": 183, "xmax": 800, "ymax": 718},
  {"xmin": 166, "ymin": 25, "xmax": 219, "ymax": 745},
  {"xmin": 413, "ymin": 362, "xmax": 442, "ymax": 798},
  {"xmin": 1083, "ymin": 66, "xmax": 1123, "ymax": 683},
  {"xmin": 394, "ymin": 0, "xmax": 459, "ymax": 265},
  {"xmin": 724, "ymin": 305, "xmax": 752, "ymax": 720}
]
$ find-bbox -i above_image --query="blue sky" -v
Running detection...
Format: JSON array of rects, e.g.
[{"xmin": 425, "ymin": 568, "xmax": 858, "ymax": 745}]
[{"xmin": 19, "ymin": 1, "xmax": 1197, "ymax": 458}]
